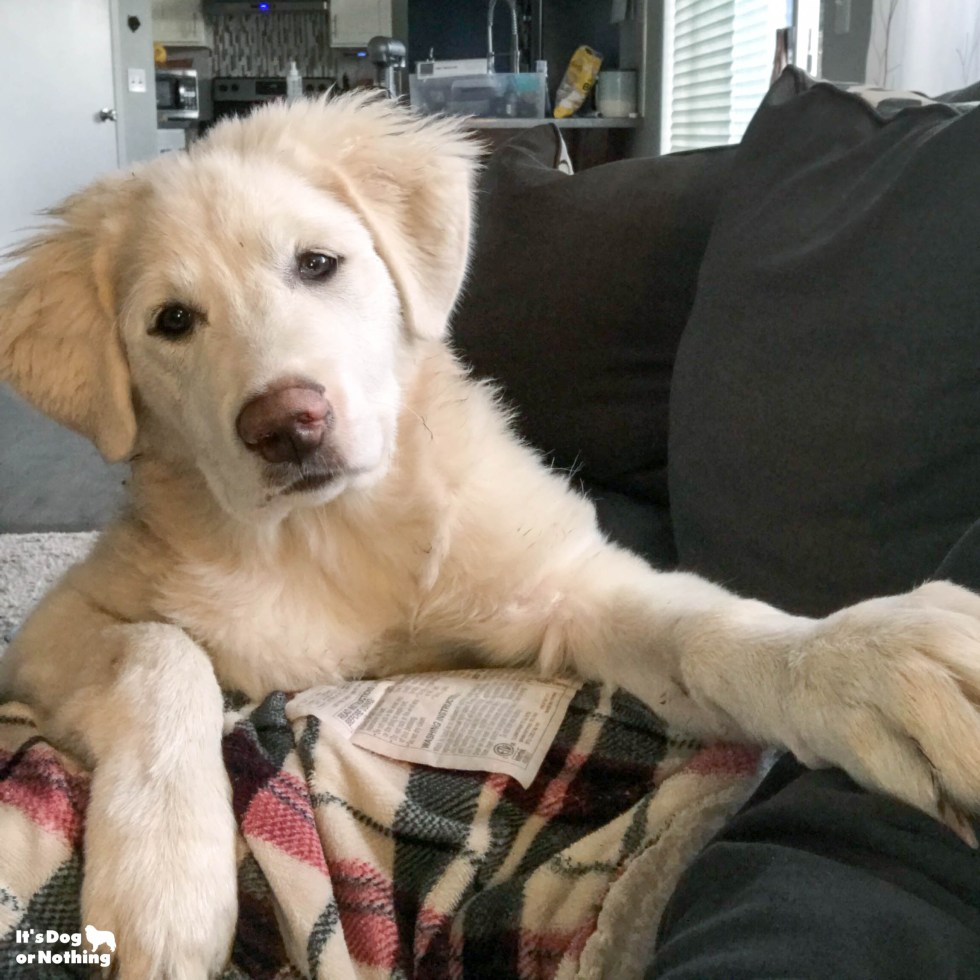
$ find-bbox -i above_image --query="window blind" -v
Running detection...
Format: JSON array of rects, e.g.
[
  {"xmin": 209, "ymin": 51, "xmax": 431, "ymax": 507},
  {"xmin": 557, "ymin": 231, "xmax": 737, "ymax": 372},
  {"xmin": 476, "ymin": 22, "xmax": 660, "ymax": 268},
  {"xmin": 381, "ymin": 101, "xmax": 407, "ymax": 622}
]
[
  {"xmin": 667, "ymin": 0, "xmax": 735, "ymax": 151},
  {"xmin": 665, "ymin": 0, "xmax": 787, "ymax": 152}
]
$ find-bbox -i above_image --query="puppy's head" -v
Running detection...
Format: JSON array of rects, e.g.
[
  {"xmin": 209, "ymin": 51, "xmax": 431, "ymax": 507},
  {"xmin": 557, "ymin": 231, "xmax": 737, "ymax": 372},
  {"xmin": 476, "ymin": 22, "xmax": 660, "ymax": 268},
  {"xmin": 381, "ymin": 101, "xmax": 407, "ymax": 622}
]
[{"xmin": 0, "ymin": 93, "xmax": 479, "ymax": 520}]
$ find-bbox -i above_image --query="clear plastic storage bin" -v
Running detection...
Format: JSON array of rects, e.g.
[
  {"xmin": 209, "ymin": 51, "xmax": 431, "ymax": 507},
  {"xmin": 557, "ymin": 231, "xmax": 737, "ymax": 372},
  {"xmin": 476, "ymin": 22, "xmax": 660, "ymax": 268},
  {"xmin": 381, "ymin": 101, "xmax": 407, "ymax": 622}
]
[{"xmin": 409, "ymin": 72, "xmax": 547, "ymax": 119}]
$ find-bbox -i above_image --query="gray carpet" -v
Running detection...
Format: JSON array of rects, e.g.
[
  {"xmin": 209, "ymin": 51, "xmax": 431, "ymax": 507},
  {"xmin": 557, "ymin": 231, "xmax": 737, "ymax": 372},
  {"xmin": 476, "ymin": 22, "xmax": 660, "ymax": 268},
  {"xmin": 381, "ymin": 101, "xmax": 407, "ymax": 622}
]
[
  {"xmin": 0, "ymin": 532, "xmax": 95, "ymax": 649},
  {"xmin": 0, "ymin": 385, "xmax": 126, "ymax": 533}
]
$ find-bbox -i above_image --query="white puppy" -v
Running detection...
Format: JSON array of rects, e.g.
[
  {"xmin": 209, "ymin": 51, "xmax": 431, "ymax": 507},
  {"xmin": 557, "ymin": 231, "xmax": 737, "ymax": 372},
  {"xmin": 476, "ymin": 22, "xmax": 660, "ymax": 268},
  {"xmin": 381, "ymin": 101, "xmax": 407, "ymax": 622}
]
[{"xmin": 1, "ymin": 93, "xmax": 979, "ymax": 979}]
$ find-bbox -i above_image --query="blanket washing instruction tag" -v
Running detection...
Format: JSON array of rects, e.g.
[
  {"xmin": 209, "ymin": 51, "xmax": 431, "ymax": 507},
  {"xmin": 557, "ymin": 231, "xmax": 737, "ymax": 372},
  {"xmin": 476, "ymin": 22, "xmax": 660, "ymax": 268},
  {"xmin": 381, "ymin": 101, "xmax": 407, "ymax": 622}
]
[{"xmin": 287, "ymin": 670, "xmax": 580, "ymax": 788}]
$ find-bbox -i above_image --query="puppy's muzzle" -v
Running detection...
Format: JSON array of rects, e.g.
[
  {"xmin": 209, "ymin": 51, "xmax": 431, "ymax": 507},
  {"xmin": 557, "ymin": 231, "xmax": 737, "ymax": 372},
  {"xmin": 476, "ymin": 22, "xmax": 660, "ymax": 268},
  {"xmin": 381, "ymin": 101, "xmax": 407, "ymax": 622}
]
[{"xmin": 236, "ymin": 379, "xmax": 333, "ymax": 465}]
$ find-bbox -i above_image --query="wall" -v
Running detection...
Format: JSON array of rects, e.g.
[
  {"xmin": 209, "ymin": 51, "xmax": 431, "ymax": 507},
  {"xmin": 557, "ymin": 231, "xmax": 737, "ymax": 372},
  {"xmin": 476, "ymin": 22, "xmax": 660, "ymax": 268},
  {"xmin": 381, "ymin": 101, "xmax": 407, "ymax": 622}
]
[
  {"xmin": 407, "ymin": 0, "xmax": 500, "ymax": 71},
  {"xmin": 543, "ymin": 2, "xmax": 621, "ymax": 73},
  {"xmin": 864, "ymin": 0, "xmax": 980, "ymax": 93},
  {"xmin": 406, "ymin": 1, "xmax": 621, "ymax": 89},
  {"xmin": 113, "ymin": 0, "xmax": 159, "ymax": 162}
]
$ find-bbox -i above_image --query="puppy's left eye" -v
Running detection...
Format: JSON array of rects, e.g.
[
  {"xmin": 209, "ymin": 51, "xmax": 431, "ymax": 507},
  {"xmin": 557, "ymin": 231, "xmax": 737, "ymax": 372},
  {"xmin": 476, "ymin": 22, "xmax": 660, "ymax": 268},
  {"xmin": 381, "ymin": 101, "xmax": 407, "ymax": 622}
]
[
  {"xmin": 152, "ymin": 303, "xmax": 197, "ymax": 340},
  {"xmin": 297, "ymin": 251, "xmax": 340, "ymax": 282}
]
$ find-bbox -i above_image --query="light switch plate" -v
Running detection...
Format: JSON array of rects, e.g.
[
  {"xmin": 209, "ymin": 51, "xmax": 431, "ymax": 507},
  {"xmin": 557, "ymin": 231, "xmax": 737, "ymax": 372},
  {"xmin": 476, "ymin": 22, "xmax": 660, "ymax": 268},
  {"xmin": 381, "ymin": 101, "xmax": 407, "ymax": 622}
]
[{"xmin": 128, "ymin": 68, "xmax": 147, "ymax": 93}]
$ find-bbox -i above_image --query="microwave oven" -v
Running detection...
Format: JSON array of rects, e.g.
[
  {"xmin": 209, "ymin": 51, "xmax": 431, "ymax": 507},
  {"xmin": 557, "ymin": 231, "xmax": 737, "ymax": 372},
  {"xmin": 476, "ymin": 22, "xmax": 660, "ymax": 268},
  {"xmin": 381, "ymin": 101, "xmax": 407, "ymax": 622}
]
[{"xmin": 156, "ymin": 69, "xmax": 199, "ymax": 123}]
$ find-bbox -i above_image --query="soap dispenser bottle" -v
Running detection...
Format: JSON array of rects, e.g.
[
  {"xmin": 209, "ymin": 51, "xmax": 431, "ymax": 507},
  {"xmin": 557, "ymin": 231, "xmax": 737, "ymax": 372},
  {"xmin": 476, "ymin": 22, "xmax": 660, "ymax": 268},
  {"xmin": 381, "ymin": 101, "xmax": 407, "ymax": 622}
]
[{"xmin": 286, "ymin": 60, "xmax": 303, "ymax": 103}]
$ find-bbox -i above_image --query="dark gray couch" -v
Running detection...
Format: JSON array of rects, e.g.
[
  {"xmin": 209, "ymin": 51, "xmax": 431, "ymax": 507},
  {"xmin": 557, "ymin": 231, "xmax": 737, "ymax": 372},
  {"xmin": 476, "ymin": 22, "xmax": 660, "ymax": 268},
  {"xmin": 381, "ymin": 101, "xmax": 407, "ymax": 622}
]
[{"xmin": 455, "ymin": 67, "xmax": 980, "ymax": 619}]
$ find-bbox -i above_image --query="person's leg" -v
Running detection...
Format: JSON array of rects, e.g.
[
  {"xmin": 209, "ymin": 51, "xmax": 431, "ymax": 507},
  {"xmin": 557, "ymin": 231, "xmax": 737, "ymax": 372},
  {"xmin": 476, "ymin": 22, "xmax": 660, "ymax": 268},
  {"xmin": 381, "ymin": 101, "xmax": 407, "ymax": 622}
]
[{"xmin": 649, "ymin": 753, "xmax": 980, "ymax": 980}]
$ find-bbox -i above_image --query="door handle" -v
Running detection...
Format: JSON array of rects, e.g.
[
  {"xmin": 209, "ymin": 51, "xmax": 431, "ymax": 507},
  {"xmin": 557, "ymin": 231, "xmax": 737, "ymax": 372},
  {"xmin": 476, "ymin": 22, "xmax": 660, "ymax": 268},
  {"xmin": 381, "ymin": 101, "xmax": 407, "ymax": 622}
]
[{"xmin": 98, "ymin": 107, "xmax": 118, "ymax": 122}]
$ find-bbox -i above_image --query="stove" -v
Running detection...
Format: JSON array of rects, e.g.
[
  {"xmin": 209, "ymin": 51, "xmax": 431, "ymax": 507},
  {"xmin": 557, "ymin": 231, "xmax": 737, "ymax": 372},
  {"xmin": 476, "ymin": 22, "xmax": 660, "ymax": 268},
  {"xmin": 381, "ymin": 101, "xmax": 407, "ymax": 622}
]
[{"xmin": 212, "ymin": 76, "xmax": 336, "ymax": 118}]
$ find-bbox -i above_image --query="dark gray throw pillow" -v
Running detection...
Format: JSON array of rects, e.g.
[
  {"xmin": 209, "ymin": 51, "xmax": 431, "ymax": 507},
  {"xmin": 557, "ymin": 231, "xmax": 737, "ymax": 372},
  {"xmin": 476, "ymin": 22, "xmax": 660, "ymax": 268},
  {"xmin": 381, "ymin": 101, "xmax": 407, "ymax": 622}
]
[
  {"xmin": 452, "ymin": 126, "xmax": 738, "ymax": 512},
  {"xmin": 669, "ymin": 67, "xmax": 980, "ymax": 616}
]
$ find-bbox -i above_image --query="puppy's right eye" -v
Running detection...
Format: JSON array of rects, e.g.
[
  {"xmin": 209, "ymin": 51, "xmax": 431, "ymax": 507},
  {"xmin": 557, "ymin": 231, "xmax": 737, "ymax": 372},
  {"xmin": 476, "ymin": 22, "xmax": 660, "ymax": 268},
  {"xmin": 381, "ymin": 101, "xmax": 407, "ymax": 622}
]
[
  {"xmin": 152, "ymin": 304, "xmax": 196, "ymax": 339},
  {"xmin": 297, "ymin": 251, "xmax": 339, "ymax": 282}
]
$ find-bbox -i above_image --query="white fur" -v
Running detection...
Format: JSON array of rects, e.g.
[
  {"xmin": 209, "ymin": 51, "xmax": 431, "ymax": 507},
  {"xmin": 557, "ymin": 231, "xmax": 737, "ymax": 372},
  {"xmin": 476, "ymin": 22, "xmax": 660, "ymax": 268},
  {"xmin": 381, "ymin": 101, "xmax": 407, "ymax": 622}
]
[{"xmin": 1, "ymin": 93, "xmax": 979, "ymax": 979}]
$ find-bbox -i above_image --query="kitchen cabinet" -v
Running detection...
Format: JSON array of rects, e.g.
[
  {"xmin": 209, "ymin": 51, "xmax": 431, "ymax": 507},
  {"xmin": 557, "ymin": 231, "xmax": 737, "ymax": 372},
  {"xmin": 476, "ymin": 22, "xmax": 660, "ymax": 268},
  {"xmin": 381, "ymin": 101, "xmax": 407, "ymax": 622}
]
[{"xmin": 331, "ymin": 0, "xmax": 391, "ymax": 47}]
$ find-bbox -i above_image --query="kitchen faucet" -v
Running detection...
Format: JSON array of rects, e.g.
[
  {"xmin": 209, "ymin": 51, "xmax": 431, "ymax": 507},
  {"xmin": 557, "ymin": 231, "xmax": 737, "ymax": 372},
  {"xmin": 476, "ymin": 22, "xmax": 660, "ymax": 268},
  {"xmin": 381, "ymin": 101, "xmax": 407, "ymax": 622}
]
[{"xmin": 487, "ymin": 0, "xmax": 520, "ymax": 74}]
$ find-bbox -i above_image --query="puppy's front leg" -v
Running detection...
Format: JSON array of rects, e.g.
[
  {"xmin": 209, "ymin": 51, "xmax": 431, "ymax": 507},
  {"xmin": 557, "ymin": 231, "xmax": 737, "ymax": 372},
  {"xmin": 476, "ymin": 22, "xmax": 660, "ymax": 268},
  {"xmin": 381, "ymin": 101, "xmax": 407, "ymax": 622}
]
[
  {"xmin": 4, "ymin": 589, "xmax": 237, "ymax": 980},
  {"xmin": 496, "ymin": 545, "xmax": 980, "ymax": 841}
]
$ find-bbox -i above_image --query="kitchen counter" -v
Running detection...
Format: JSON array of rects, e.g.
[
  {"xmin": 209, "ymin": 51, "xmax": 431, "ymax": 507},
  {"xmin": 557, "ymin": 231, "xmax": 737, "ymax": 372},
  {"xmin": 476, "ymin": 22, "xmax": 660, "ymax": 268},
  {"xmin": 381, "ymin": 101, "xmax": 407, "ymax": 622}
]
[
  {"xmin": 465, "ymin": 117, "xmax": 640, "ymax": 129},
  {"xmin": 463, "ymin": 116, "xmax": 642, "ymax": 169}
]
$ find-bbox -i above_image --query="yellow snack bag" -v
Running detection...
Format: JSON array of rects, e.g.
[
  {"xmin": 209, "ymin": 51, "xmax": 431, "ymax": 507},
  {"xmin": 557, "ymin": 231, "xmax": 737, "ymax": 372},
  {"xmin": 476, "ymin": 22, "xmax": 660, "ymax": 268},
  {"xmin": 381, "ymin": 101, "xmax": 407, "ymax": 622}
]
[{"xmin": 554, "ymin": 46, "xmax": 603, "ymax": 119}]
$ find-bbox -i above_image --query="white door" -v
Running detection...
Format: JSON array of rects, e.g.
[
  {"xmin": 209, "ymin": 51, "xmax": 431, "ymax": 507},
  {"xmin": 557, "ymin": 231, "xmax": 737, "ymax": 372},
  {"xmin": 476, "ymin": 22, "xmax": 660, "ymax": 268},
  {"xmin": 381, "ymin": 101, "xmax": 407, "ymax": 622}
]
[{"xmin": 0, "ymin": 0, "xmax": 119, "ymax": 258}]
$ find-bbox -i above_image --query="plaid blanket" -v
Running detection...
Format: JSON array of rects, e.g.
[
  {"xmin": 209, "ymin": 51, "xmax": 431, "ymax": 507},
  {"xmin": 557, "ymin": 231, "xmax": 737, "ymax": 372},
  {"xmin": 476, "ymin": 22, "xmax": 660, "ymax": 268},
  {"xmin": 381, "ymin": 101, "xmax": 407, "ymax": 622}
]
[{"xmin": 0, "ymin": 679, "xmax": 763, "ymax": 979}]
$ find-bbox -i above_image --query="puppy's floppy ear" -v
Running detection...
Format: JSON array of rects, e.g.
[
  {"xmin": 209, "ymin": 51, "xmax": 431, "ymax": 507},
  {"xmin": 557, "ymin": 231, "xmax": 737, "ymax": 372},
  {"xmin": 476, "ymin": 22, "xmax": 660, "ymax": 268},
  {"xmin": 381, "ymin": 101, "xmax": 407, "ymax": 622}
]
[
  {"xmin": 0, "ymin": 177, "xmax": 139, "ymax": 462},
  {"xmin": 210, "ymin": 93, "xmax": 482, "ymax": 341}
]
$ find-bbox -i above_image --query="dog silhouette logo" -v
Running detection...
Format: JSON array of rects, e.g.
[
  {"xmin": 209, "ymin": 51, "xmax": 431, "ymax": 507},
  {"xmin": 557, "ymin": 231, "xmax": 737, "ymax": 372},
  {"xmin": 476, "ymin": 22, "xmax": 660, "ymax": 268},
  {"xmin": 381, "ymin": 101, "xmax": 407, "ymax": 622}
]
[{"xmin": 84, "ymin": 925, "xmax": 116, "ymax": 954}]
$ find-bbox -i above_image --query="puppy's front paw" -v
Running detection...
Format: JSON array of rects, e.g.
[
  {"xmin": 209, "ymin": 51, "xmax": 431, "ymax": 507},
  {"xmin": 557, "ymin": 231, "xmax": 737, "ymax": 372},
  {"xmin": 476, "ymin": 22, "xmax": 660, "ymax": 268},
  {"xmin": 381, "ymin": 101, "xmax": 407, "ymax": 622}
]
[
  {"xmin": 788, "ymin": 581, "xmax": 980, "ymax": 844},
  {"xmin": 82, "ymin": 770, "xmax": 238, "ymax": 979}
]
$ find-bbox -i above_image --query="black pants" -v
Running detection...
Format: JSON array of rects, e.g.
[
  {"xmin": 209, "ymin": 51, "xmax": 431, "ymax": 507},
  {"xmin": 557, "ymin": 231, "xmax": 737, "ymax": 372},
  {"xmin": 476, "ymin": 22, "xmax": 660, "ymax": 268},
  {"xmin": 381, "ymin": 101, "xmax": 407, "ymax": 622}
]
[{"xmin": 649, "ymin": 754, "xmax": 980, "ymax": 979}]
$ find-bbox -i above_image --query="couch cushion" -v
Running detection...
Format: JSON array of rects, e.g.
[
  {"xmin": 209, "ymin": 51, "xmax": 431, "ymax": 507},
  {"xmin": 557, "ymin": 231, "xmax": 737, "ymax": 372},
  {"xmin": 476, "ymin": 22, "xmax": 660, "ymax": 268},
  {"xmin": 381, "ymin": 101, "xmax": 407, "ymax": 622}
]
[
  {"xmin": 669, "ymin": 68, "xmax": 980, "ymax": 615},
  {"xmin": 934, "ymin": 517, "xmax": 980, "ymax": 594},
  {"xmin": 452, "ymin": 126, "xmax": 737, "ymax": 566}
]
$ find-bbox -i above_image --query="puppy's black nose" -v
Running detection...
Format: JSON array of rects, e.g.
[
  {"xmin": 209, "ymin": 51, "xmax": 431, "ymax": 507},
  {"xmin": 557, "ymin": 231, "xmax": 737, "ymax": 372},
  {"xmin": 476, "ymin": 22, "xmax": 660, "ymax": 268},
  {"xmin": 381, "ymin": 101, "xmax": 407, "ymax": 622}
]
[{"xmin": 235, "ymin": 381, "xmax": 332, "ymax": 465}]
